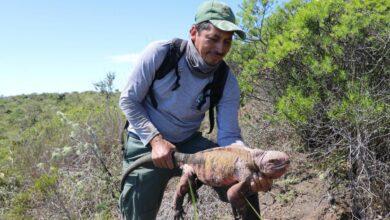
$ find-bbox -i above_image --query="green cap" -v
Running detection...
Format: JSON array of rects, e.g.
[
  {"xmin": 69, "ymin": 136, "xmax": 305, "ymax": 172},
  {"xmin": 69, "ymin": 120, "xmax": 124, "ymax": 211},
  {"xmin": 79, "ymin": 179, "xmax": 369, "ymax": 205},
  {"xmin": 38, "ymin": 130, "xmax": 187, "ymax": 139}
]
[{"xmin": 195, "ymin": 0, "xmax": 246, "ymax": 40}]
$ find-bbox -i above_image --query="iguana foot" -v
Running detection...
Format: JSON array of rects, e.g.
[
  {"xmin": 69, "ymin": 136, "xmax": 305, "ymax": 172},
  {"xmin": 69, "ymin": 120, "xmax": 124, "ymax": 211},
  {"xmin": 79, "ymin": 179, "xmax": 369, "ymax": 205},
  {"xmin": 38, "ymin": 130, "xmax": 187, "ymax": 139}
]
[
  {"xmin": 173, "ymin": 165, "xmax": 196, "ymax": 219},
  {"xmin": 231, "ymin": 204, "xmax": 241, "ymax": 220},
  {"xmin": 173, "ymin": 208, "xmax": 185, "ymax": 220},
  {"xmin": 227, "ymin": 181, "xmax": 249, "ymax": 208},
  {"xmin": 231, "ymin": 204, "xmax": 251, "ymax": 220}
]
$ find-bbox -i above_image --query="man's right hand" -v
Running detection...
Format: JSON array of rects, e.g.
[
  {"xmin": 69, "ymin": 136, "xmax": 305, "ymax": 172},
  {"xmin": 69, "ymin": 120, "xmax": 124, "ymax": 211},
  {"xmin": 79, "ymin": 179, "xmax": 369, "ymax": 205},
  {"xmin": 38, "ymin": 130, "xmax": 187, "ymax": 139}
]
[{"xmin": 149, "ymin": 134, "xmax": 176, "ymax": 169}]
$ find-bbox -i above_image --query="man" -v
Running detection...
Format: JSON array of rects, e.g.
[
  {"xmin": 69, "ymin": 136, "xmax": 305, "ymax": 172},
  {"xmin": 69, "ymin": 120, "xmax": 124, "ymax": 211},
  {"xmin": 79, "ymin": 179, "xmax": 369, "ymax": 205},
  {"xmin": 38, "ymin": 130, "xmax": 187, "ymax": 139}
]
[{"xmin": 119, "ymin": 1, "xmax": 273, "ymax": 219}]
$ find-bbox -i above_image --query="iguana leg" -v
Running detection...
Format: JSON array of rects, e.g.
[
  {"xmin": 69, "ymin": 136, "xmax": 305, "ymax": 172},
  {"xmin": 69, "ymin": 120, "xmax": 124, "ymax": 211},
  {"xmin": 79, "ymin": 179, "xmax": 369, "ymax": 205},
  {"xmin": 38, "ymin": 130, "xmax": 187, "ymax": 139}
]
[
  {"xmin": 231, "ymin": 203, "xmax": 241, "ymax": 220},
  {"xmin": 173, "ymin": 165, "xmax": 196, "ymax": 220},
  {"xmin": 227, "ymin": 181, "xmax": 252, "ymax": 217}
]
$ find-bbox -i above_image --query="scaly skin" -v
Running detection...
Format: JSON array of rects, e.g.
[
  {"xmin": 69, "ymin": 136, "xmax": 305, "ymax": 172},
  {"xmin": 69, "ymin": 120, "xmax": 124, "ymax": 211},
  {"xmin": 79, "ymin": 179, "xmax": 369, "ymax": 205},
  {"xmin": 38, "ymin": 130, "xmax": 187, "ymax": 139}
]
[{"xmin": 120, "ymin": 143, "xmax": 290, "ymax": 219}]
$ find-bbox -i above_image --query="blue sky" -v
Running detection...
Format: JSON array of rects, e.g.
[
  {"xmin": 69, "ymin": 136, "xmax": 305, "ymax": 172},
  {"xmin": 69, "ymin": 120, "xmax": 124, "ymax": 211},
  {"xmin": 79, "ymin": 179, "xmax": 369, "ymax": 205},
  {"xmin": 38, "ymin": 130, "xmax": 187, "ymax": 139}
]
[{"xmin": 0, "ymin": 0, "xmax": 242, "ymax": 96}]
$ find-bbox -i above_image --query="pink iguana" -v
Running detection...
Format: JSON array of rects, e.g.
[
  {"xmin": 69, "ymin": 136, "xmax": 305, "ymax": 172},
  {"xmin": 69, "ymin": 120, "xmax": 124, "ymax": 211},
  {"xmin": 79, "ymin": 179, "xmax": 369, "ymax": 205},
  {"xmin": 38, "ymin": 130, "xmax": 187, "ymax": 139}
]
[{"xmin": 121, "ymin": 143, "xmax": 290, "ymax": 219}]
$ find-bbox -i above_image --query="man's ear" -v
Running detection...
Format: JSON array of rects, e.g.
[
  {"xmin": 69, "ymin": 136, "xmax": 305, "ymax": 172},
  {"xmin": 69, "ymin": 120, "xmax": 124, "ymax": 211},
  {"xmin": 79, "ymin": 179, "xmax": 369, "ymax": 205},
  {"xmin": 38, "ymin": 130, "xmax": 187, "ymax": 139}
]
[{"xmin": 190, "ymin": 25, "xmax": 197, "ymax": 41}]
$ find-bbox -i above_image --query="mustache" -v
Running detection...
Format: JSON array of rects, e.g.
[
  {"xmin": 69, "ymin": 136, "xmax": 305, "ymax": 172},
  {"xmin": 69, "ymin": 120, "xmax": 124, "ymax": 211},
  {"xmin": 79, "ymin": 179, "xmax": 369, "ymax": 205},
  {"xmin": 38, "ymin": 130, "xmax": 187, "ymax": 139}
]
[{"xmin": 210, "ymin": 51, "xmax": 224, "ymax": 57}]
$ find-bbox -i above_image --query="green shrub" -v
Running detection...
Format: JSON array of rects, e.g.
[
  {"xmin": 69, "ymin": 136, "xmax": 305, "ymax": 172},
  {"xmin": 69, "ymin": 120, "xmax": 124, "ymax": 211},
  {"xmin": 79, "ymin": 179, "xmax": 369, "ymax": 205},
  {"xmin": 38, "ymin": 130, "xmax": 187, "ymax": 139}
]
[{"xmin": 229, "ymin": 0, "xmax": 389, "ymax": 217}]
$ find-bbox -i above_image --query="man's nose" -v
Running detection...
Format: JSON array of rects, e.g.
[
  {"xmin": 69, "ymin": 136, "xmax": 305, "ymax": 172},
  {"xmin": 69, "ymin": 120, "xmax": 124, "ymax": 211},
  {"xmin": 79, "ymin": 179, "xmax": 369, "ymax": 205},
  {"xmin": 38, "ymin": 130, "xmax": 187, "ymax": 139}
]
[{"xmin": 215, "ymin": 41, "xmax": 224, "ymax": 54}]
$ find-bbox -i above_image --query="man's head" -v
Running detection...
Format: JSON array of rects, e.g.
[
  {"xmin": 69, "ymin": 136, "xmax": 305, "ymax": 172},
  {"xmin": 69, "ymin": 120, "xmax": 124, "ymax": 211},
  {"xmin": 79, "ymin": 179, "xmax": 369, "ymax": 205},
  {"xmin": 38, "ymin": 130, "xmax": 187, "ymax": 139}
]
[{"xmin": 190, "ymin": 1, "xmax": 245, "ymax": 66}]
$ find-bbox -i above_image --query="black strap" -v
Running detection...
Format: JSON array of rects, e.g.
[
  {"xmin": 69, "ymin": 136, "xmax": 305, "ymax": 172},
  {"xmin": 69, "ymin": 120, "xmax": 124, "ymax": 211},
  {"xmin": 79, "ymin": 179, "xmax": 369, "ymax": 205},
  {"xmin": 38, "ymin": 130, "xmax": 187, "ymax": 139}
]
[
  {"xmin": 149, "ymin": 38, "xmax": 187, "ymax": 108},
  {"xmin": 122, "ymin": 120, "xmax": 130, "ymax": 146},
  {"xmin": 207, "ymin": 61, "xmax": 229, "ymax": 133},
  {"xmin": 124, "ymin": 39, "xmax": 187, "ymax": 137},
  {"xmin": 124, "ymin": 120, "xmax": 129, "ymax": 130}
]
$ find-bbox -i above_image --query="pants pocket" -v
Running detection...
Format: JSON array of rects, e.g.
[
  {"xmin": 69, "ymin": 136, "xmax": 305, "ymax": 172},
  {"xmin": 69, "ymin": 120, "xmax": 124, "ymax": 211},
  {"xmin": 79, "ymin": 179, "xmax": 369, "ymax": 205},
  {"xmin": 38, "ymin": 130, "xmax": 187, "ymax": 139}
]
[
  {"xmin": 124, "ymin": 136, "xmax": 150, "ymax": 162},
  {"xmin": 137, "ymin": 169, "xmax": 169, "ymax": 213},
  {"xmin": 119, "ymin": 173, "xmax": 138, "ymax": 219}
]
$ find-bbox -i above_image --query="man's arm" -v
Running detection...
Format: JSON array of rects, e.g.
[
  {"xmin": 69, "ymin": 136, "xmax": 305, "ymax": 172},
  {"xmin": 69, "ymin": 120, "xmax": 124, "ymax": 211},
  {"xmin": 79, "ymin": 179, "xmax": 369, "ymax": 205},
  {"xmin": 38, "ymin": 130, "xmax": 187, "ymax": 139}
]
[
  {"xmin": 216, "ymin": 70, "xmax": 274, "ymax": 191},
  {"xmin": 216, "ymin": 70, "xmax": 242, "ymax": 147},
  {"xmin": 119, "ymin": 41, "xmax": 165, "ymax": 145},
  {"xmin": 119, "ymin": 41, "xmax": 175, "ymax": 169}
]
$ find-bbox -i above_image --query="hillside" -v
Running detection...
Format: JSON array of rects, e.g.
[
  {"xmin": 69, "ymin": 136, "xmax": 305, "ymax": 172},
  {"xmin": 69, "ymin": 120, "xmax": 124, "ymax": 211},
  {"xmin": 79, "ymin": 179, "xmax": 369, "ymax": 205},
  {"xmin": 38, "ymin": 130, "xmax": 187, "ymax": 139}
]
[
  {"xmin": 0, "ymin": 91, "xmax": 351, "ymax": 219},
  {"xmin": 1, "ymin": 0, "xmax": 389, "ymax": 218}
]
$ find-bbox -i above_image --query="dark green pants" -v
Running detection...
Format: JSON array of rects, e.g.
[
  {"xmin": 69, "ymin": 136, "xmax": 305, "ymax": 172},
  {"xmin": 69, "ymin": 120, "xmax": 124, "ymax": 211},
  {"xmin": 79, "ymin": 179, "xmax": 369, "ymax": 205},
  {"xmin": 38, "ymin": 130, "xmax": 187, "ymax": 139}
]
[{"xmin": 119, "ymin": 132, "xmax": 260, "ymax": 220}]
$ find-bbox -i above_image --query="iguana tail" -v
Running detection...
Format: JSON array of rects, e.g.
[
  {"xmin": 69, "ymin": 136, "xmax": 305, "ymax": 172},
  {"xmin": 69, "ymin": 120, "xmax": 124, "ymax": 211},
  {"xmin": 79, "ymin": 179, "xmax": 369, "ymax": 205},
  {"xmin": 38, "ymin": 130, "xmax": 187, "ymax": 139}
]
[{"xmin": 120, "ymin": 152, "xmax": 188, "ymax": 191}]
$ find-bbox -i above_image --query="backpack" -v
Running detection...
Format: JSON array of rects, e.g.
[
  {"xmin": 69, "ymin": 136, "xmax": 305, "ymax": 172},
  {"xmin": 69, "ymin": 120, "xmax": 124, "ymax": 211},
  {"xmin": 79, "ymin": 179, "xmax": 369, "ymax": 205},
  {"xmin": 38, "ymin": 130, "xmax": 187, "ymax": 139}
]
[{"xmin": 125, "ymin": 38, "xmax": 229, "ymax": 135}]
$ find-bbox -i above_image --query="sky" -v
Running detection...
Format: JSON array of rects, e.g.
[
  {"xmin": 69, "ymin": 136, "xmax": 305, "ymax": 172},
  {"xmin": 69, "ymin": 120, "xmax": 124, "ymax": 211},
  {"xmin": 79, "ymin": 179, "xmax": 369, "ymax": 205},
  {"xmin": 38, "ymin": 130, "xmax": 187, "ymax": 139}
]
[{"xmin": 0, "ymin": 0, "xmax": 243, "ymax": 97}]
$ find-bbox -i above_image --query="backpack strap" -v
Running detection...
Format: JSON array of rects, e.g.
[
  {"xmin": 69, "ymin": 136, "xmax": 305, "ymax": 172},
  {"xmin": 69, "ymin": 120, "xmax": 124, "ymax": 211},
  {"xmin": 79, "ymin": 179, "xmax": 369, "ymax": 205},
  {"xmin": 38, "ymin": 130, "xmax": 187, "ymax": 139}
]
[
  {"xmin": 207, "ymin": 61, "xmax": 229, "ymax": 134},
  {"xmin": 124, "ymin": 39, "xmax": 187, "ymax": 131},
  {"xmin": 149, "ymin": 38, "xmax": 187, "ymax": 108}
]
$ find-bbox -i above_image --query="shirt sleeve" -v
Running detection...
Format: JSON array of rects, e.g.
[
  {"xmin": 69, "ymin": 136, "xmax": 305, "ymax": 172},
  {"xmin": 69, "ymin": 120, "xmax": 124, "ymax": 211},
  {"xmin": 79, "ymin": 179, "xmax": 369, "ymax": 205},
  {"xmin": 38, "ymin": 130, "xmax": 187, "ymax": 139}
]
[
  {"xmin": 119, "ymin": 41, "xmax": 169, "ymax": 146},
  {"xmin": 216, "ymin": 70, "xmax": 243, "ymax": 146}
]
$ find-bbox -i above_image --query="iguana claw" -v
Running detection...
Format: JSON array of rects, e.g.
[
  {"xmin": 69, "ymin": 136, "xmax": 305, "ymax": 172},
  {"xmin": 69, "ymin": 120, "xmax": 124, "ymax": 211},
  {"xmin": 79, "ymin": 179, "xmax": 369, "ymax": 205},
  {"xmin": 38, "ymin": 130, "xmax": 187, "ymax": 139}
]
[{"xmin": 173, "ymin": 208, "xmax": 185, "ymax": 220}]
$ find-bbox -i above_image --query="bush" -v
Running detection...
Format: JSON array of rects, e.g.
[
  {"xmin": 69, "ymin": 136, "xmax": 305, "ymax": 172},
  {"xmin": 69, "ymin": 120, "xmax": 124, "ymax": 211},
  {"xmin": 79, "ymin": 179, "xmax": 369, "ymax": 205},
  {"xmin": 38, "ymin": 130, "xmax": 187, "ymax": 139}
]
[
  {"xmin": 0, "ymin": 89, "xmax": 124, "ymax": 219},
  {"xmin": 228, "ymin": 0, "xmax": 389, "ymax": 218}
]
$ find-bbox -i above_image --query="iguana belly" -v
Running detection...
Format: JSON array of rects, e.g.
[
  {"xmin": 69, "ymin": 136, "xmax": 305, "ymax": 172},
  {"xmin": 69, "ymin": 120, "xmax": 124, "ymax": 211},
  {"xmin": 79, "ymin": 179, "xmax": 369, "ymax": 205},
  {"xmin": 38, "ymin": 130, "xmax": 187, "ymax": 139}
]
[{"xmin": 197, "ymin": 173, "xmax": 237, "ymax": 187}]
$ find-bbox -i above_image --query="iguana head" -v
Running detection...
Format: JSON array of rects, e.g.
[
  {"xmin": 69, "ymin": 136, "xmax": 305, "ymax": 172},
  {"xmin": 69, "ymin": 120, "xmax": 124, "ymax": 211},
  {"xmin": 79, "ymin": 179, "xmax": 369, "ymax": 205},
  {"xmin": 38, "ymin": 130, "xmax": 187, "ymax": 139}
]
[{"xmin": 252, "ymin": 150, "xmax": 290, "ymax": 179}]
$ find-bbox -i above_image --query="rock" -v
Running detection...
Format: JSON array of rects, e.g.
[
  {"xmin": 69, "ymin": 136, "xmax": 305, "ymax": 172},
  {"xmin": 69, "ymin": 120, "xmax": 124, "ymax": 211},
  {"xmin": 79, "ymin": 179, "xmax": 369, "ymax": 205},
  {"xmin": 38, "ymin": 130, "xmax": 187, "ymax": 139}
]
[{"xmin": 261, "ymin": 193, "xmax": 275, "ymax": 205}]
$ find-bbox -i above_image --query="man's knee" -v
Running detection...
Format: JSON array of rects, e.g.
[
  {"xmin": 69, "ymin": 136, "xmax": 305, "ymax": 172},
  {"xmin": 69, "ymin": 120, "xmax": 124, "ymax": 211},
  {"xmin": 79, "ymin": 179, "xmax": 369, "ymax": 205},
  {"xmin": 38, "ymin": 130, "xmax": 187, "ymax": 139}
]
[
  {"xmin": 119, "ymin": 168, "xmax": 172, "ymax": 220},
  {"xmin": 119, "ymin": 173, "xmax": 137, "ymax": 219}
]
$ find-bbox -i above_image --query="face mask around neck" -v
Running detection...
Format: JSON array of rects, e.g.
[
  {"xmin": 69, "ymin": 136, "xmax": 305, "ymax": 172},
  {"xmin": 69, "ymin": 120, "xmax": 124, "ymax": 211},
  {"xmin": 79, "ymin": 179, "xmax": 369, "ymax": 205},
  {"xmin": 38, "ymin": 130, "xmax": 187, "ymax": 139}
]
[{"xmin": 185, "ymin": 39, "xmax": 220, "ymax": 76}]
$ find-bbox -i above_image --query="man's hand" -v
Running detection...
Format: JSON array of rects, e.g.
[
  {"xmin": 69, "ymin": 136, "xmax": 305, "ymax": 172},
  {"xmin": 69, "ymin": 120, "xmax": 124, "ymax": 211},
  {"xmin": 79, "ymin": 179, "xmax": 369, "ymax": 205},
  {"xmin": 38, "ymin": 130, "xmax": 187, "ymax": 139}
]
[
  {"xmin": 149, "ymin": 134, "xmax": 176, "ymax": 169},
  {"xmin": 250, "ymin": 173, "xmax": 273, "ymax": 192}
]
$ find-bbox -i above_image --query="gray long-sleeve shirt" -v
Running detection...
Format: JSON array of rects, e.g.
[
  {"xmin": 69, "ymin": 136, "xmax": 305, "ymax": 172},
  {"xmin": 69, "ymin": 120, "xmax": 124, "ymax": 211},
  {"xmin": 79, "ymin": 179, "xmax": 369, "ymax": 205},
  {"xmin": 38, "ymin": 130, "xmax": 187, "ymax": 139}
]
[{"xmin": 119, "ymin": 39, "xmax": 242, "ymax": 147}]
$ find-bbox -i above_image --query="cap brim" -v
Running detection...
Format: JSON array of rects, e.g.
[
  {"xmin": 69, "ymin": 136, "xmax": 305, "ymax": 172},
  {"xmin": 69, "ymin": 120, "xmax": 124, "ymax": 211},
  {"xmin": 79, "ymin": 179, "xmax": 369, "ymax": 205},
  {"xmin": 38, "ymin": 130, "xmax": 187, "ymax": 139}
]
[{"xmin": 209, "ymin": 20, "xmax": 246, "ymax": 40}]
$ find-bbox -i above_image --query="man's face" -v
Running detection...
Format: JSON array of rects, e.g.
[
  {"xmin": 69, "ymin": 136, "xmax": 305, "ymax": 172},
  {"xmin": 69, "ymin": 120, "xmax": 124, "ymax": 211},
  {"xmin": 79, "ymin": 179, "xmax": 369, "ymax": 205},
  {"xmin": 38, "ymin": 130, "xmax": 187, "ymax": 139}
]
[{"xmin": 190, "ymin": 24, "xmax": 233, "ymax": 66}]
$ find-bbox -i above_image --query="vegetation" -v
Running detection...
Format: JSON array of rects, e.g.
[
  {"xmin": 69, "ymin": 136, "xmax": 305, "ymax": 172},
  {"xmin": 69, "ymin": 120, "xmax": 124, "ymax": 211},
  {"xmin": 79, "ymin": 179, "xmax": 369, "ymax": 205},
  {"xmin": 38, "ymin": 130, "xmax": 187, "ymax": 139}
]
[
  {"xmin": 227, "ymin": 0, "xmax": 389, "ymax": 218},
  {"xmin": 0, "ymin": 0, "xmax": 388, "ymax": 219},
  {"xmin": 0, "ymin": 75, "xmax": 124, "ymax": 219}
]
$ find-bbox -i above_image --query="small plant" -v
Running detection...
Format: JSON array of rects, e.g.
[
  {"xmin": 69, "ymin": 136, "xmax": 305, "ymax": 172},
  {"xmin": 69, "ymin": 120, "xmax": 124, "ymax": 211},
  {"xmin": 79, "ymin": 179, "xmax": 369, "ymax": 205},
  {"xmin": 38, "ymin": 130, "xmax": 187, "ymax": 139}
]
[
  {"xmin": 244, "ymin": 196, "xmax": 262, "ymax": 220},
  {"xmin": 275, "ymin": 189, "xmax": 296, "ymax": 204},
  {"xmin": 278, "ymin": 175, "xmax": 300, "ymax": 186},
  {"xmin": 187, "ymin": 180, "xmax": 199, "ymax": 220}
]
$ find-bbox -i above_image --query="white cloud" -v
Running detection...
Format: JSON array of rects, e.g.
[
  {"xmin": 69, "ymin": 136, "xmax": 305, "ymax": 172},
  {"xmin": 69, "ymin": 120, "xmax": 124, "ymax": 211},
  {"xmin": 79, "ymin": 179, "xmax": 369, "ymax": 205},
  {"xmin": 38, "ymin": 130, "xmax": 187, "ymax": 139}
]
[{"xmin": 108, "ymin": 53, "xmax": 140, "ymax": 65}]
